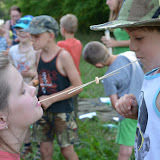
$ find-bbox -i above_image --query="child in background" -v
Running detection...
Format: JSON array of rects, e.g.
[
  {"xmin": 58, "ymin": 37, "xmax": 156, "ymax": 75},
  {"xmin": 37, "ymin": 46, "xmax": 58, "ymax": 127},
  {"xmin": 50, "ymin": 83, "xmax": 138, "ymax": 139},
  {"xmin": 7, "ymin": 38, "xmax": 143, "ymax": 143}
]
[
  {"xmin": 82, "ymin": 41, "xmax": 144, "ymax": 160},
  {"xmin": 8, "ymin": 16, "xmax": 40, "ymax": 159},
  {"xmin": 24, "ymin": 15, "xmax": 82, "ymax": 160},
  {"xmin": 90, "ymin": 0, "xmax": 160, "ymax": 159},
  {"xmin": 58, "ymin": 14, "xmax": 83, "ymax": 118},
  {"xmin": 0, "ymin": 19, "xmax": 11, "ymax": 55},
  {"xmin": 101, "ymin": 0, "xmax": 130, "ymax": 55},
  {"xmin": 58, "ymin": 14, "xmax": 82, "ymax": 74},
  {"xmin": 9, "ymin": 16, "xmax": 37, "ymax": 85},
  {"xmin": 0, "ymin": 53, "xmax": 43, "ymax": 160}
]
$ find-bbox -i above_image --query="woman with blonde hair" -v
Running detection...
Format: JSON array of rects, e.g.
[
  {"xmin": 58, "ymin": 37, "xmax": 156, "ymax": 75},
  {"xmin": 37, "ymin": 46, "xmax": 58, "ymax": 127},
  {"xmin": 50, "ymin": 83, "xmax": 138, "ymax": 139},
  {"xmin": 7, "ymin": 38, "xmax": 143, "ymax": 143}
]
[{"xmin": 0, "ymin": 53, "xmax": 43, "ymax": 159}]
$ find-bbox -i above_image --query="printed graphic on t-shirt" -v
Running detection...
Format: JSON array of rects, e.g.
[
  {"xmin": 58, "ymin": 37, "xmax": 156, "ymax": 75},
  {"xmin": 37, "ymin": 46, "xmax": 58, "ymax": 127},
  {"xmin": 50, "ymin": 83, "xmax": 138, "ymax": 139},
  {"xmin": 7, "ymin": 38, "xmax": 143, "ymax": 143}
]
[
  {"xmin": 39, "ymin": 69, "xmax": 58, "ymax": 94},
  {"xmin": 135, "ymin": 91, "xmax": 150, "ymax": 160},
  {"xmin": 17, "ymin": 61, "xmax": 29, "ymax": 73}
]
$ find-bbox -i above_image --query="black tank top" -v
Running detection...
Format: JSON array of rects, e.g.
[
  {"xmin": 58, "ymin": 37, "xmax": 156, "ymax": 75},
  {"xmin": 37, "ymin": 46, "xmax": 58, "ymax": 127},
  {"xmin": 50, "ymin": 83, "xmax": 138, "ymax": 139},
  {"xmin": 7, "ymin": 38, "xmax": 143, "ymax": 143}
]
[{"xmin": 37, "ymin": 49, "xmax": 73, "ymax": 113}]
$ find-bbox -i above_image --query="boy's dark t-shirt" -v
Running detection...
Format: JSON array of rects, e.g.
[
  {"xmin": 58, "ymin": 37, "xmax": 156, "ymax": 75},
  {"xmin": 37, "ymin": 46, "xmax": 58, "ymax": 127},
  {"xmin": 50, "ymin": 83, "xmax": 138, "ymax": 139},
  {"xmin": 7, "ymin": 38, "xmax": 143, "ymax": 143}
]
[{"xmin": 37, "ymin": 49, "xmax": 73, "ymax": 113}]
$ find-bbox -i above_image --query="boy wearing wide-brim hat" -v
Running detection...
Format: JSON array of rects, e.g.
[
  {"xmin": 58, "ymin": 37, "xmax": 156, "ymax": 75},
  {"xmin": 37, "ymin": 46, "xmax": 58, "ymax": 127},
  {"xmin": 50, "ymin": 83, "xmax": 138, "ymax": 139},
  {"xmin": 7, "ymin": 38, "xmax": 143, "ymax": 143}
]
[{"xmin": 91, "ymin": 0, "xmax": 160, "ymax": 159}]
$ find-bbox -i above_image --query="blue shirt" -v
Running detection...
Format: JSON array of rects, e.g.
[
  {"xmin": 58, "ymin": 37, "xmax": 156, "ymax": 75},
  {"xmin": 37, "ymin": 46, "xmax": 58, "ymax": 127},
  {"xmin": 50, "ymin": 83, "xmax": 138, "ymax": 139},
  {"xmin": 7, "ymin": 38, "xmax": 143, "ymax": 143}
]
[{"xmin": 0, "ymin": 37, "xmax": 7, "ymax": 52}]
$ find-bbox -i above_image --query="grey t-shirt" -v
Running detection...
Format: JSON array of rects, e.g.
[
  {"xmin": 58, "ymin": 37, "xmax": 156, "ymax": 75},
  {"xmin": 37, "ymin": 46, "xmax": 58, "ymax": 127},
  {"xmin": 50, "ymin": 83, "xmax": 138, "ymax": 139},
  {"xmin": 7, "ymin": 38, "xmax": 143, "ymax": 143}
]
[{"xmin": 103, "ymin": 51, "xmax": 144, "ymax": 120}]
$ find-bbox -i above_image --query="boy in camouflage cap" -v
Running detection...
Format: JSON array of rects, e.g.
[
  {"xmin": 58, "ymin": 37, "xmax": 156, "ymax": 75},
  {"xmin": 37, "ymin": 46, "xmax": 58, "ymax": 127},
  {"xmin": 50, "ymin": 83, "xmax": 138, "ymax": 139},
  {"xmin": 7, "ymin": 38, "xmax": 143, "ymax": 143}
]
[
  {"xmin": 90, "ymin": 0, "xmax": 160, "ymax": 159},
  {"xmin": 24, "ymin": 15, "xmax": 82, "ymax": 160}
]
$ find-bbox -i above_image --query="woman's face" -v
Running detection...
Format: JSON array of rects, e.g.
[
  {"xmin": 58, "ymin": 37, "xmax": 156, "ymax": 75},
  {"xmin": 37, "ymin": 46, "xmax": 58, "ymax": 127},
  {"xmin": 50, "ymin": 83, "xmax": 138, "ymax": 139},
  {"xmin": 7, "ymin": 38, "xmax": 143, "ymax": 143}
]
[
  {"xmin": 106, "ymin": 0, "xmax": 118, "ymax": 11},
  {"xmin": 7, "ymin": 65, "xmax": 43, "ymax": 129},
  {"xmin": 10, "ymin": 10, "xmax": 21, "ymax": 24}
]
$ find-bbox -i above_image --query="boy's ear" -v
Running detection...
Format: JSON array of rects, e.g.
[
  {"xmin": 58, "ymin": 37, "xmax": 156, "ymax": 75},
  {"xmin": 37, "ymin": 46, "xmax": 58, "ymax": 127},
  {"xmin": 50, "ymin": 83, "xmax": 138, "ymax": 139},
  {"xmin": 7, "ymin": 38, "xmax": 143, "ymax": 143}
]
[
  {"xmin": 50, "ymin": 32, "xmax": 55, "ymax": 39},
  {"xmin": 0, "ymin": 113, "xmax": 8, "ymax": 130},
  {"xmin": 61, "ymin": 27, "xmax": 66, "ymax": 36},
  {"xmin": 95, "ymin": 63, "xmax": 104, "ymax": 68}
]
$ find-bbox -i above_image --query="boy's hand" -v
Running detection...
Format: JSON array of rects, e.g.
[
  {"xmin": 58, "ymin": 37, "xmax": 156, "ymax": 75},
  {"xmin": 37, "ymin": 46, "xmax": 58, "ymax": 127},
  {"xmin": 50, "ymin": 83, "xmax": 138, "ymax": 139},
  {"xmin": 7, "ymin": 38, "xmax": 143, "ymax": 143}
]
[
  {"xmin": 115, "ymin": 94, "xmax": 138, "ymax": 119},
  {"xmin": 39, "ymin": 95, "xmax": 53, "ymax": 110}
]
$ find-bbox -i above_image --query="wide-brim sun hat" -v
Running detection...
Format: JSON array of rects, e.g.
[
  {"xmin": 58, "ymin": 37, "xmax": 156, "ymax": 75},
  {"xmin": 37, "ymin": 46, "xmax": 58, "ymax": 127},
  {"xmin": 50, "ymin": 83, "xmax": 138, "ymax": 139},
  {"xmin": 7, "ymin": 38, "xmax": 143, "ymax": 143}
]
[{"xmin": 90, "ymin": 0, "xmax": 160, "ymax": 30}]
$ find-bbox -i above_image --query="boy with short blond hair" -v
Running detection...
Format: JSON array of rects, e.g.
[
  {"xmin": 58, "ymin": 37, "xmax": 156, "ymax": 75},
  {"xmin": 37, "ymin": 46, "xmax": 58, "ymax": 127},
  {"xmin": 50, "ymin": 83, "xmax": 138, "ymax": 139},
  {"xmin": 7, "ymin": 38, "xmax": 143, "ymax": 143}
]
[
  {"xmin": 58, "ymin": 14, "xmax": 82, "ymax": 74},
  {"xmin": 60, "ymin": 14, "xmax": 78, "ymax": 33},
  {"xmin": 83, "ymin": 41, "xmax": 144, "ymax": 160},
  {"xmin": 24, "ymin": 15, "xmax": 82, "ymax": 160},
  {"xmin": 58, "ymin": 14, "xmax": 83, "ymax": 117},
  {"xmin": 90, "ymin": 0, "xmax": 160, "ymax": 159}
]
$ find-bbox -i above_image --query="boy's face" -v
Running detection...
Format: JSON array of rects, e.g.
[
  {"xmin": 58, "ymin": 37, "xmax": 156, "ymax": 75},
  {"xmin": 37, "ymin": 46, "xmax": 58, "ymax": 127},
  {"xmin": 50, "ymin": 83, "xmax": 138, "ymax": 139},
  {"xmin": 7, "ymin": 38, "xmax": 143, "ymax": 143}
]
[
  {"xmin": 31, "ymin": 32, "xmax": 52, "ymax": 50},
  {"xmin": 125, "ymin": 28, "xmax": 160, "ymax": 70},
  {"xmin": 16, "ymin": 28, "xmax": 31, "ymax": 43}
]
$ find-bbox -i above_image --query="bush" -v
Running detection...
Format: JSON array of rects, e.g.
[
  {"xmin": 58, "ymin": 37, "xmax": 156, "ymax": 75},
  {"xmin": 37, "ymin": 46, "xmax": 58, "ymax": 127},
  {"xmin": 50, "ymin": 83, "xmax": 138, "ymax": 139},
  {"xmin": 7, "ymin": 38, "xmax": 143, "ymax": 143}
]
[{"xmin": 2, "ymin": 0, "xmax": 110, "ymax": 33}]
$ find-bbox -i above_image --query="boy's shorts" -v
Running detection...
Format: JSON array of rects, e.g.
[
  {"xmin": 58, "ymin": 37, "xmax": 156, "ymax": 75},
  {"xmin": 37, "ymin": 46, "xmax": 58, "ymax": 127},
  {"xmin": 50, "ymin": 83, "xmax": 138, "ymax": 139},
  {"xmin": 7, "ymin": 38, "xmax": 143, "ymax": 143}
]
[
  {"xmin": 116, "ymin": 118, "xmax": 137, "ymax": 146},
  {"xmin": 32, "ymin": 111, "xmax": 78, "ymax": 148}
]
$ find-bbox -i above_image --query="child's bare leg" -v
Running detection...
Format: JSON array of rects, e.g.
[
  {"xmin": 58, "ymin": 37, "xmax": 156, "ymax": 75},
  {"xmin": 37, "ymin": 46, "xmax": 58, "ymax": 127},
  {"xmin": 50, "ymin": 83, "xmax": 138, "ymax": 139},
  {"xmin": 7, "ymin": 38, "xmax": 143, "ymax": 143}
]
[
  {"xmin": 61, "ymin": 145, "xmax": 79, "ymax": 160},
  {"xmin": 118, "ymin": 145, "xmax": 133, "ymax": 160},
  {"xmin": 40, "ymin": 141, "xmax": 53, "ymax": 160}
]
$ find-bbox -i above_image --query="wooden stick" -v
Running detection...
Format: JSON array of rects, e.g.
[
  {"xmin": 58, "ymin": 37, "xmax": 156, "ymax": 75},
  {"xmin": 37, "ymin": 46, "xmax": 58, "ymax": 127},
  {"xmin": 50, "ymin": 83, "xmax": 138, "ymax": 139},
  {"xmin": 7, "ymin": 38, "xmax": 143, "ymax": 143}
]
[
  {"xmin": 105, "ymin": 30, "xmax": 112, "ymax": 54},
  {"xmin": 39, "ymin": 59, "xmax": 139, "ymax": 103}
]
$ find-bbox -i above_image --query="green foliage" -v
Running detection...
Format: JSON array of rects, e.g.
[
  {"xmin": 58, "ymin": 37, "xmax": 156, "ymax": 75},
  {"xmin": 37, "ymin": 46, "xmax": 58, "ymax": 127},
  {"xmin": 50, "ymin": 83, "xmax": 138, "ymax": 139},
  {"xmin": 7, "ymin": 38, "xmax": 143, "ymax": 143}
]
[
  {"xmin": 1, "ymin": 0, "xmax": 110, "ymax": 32},
  {"xmin": 74, "ymin": 118, "xmax": 119, "ymax": 160},
  {"xmin": 0, "ymin": 1, "xmax": 9, "ymax": 19}
]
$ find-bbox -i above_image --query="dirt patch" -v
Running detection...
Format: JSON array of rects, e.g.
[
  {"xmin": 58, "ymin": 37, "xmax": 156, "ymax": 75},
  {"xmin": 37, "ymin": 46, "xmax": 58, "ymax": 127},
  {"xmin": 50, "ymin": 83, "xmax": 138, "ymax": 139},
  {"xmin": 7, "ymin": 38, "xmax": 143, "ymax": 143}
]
[{"xmin": 78, "ymin": 98, "xmax": 118, "ymax": 122}]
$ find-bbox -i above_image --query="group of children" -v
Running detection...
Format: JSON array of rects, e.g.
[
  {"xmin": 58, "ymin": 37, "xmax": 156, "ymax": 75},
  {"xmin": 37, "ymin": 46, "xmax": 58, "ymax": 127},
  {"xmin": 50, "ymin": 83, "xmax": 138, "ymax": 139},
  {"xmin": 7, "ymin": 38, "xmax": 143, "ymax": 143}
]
[{"xmin": 0, "ymin": 0, "xmax": 160, "ymax": 159}]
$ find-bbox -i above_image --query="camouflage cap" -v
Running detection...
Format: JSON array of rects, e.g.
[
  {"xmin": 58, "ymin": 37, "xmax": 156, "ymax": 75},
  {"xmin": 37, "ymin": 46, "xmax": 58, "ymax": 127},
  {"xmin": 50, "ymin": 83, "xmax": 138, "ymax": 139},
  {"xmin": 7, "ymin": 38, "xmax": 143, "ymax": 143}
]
[
  {"xmin": 90, "ymin": 0, "xmax": 160, "ymax": 30},
  {"xmin": 23, "ymin": 15, "xmax": 59, "ymax": 37}
]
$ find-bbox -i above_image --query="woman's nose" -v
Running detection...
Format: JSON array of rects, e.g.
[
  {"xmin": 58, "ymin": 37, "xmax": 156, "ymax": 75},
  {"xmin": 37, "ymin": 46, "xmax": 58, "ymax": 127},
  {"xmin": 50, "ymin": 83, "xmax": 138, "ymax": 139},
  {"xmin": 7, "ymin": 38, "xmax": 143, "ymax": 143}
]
[{"xmin": 30, "ymin": 86, "xmax": 36, "ymax": 97}]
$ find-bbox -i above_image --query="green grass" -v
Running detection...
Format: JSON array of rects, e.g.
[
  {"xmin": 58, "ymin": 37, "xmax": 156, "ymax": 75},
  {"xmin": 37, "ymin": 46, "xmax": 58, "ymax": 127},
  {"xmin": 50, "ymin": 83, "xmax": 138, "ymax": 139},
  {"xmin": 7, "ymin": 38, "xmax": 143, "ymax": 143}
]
[{"xmin": 53, "ymin": 118, "xmax": 119, "ymax": 160}]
